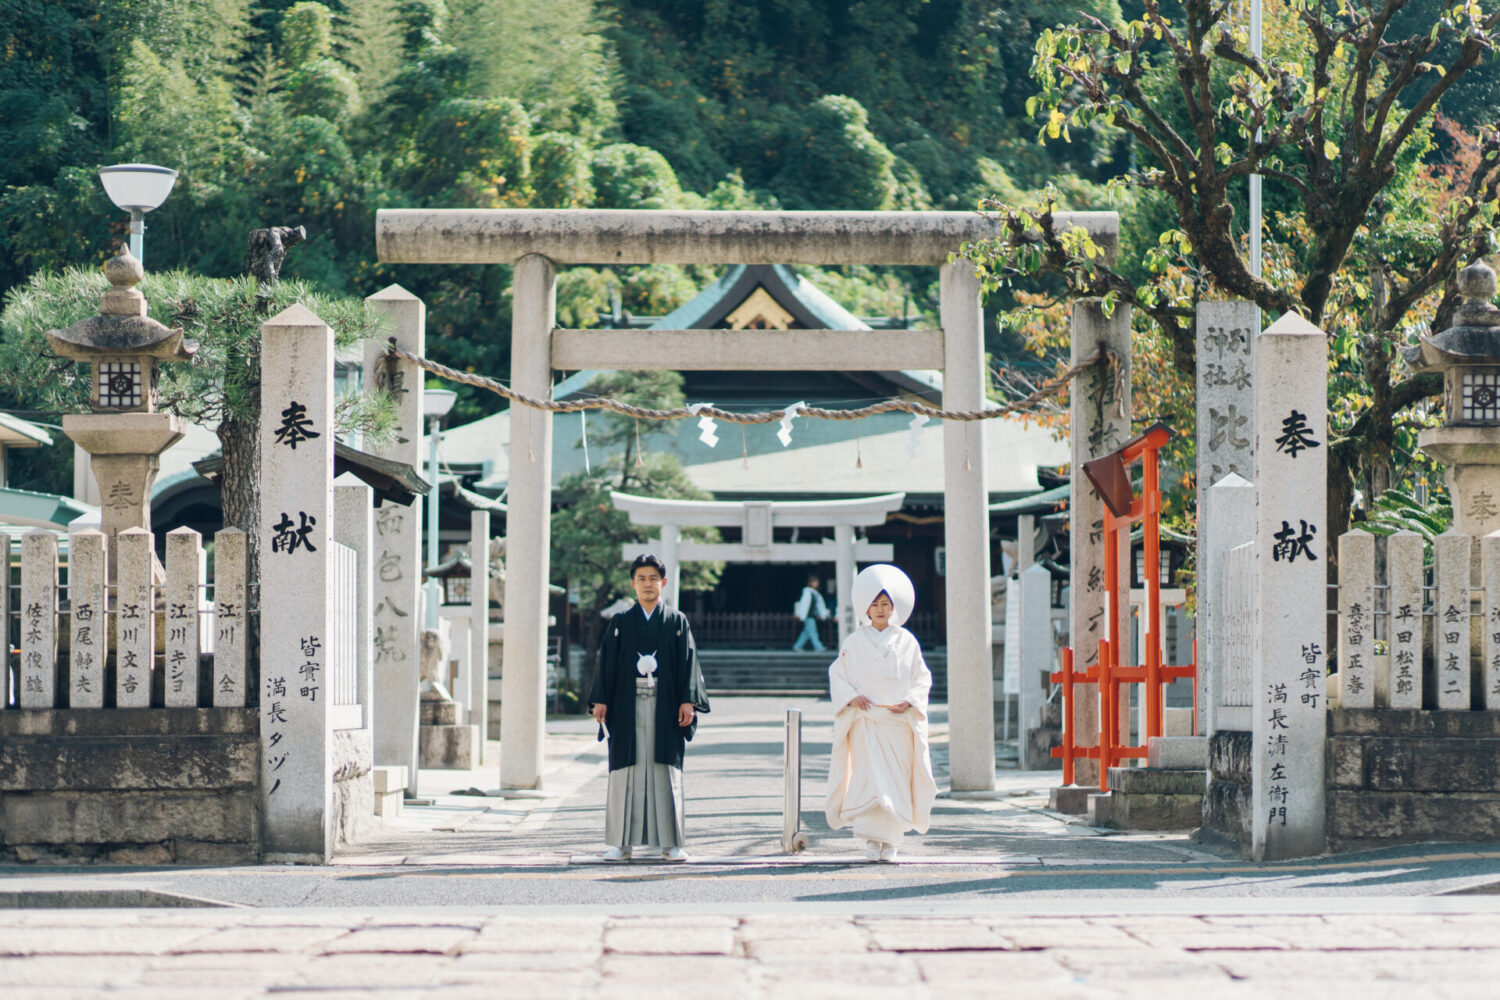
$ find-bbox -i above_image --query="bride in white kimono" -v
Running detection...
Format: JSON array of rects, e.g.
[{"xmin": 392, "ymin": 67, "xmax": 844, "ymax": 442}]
[{"xmin": 824, "ymin": 564, "xmax": 937, "ymax": 861}]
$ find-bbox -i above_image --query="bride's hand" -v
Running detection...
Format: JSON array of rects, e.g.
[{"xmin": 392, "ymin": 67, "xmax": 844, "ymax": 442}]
[
  {"xmin": 888, "ymin": 701, "xmax": 911, "ymax": 713},
  {"xmin": 849, "ymin": 695, "xmax": 874, "ymax": 711}
]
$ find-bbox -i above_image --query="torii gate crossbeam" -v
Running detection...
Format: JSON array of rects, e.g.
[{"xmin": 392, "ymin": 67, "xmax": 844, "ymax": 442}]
[
  {"xmin": 612, "ymin": 491, "xmax": 905, "ymax": 644},
  {"xmin": 377, "ymin": 208, "xmax": 1119, "ymax": 793}
]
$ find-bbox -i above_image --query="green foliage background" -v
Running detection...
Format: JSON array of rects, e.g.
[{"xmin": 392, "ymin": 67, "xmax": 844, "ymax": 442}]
[
  {"xmin": 0, "ymin": 0, "xmax": 1129, "ymax": 429},
  {"xmin": 3, "ymin": 0, "xmax": 1496, "ymax": 554}
]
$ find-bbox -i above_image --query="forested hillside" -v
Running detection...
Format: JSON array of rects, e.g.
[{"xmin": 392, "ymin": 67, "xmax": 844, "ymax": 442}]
[{"xmin": 0, "ymin": 0, "xmax": 1126, "ymax": 422}]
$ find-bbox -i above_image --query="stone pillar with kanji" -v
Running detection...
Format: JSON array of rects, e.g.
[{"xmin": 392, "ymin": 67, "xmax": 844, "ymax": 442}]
[
  {"xmin": 258, "ymin": 303, "xmax": 336, "ymax": 862},
  {"xmin": 1251, "ymin": 312, "xmax": 1329, "ymax": 861}
]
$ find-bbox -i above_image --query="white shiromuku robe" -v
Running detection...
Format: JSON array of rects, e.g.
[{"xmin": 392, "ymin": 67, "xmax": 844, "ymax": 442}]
[{"xmin": 824, "ymin": 624, "xmax": 937, "ymax": 845}]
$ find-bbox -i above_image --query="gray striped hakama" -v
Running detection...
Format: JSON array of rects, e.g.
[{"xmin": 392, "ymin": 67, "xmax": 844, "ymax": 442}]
[{"xmin": 604, "ymin": 678, "xmax": 685, "ymax": 850}]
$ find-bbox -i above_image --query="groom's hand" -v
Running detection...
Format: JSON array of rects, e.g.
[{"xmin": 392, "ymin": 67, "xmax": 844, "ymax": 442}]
[
  {"xmin": 678, "ymin": 703, "xmax": 695, "ymax": 726},
  {"xmin": 592, "ymin": 703, "xmax": 607, "ymax": 724}
]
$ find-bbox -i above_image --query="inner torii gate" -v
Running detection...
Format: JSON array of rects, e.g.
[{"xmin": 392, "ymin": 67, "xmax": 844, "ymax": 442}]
[
  {"xmin": 612, "ymin": 491, "xmax": 906, "ymax": 644},
  {"xmin": 376, "ymin": 208, "xmax": 1119, "ymax": 793}
]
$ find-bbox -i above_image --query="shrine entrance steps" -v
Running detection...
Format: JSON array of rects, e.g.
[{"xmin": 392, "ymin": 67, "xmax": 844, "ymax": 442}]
[{"xmin": 697, "ymin": 649, "xmax": 948, "ymax": 698}]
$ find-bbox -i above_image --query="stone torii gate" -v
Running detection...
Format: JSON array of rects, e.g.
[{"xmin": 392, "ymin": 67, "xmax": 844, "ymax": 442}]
[
  {"xmin": 612, "ymin": 491, "xmax": 905, "ymax": 644},
  {"xmin": 376, "ymin": 208, "xmax": 1119, "ymax": 793}
]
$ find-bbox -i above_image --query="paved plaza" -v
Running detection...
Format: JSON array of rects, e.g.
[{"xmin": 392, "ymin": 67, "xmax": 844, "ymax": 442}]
[{"xmin": 5, "ymin": 698, "xmax": 1500, "ymax": 996}]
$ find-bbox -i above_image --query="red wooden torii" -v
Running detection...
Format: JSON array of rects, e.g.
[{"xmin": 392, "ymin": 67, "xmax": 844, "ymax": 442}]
[{"xmin": 1052, "ymin": 424, "xmax": 1198, "ymax": 789}]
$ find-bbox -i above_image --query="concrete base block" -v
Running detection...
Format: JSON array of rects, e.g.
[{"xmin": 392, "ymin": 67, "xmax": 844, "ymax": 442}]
[
  {"xmin": 1164, "ymin": 707, "xmax": 1195, "ymax": 737},
  {"xmin": 420, "ymin": 700, "xmax": 460, "ymax": 726},
  {"xmin": 4, "ymin": 789, "xmax": 258, "ymax": 845},
  {"xmin": 332, "ymin": 728, "xmax": 376, "ymax": 848},
  {"xmin": 1112, "ymin": 791, "xmax": 1205, "ymax": 831},
  {"xmin": 1326, "ymin": 709, "xmax": 1500, "ymax": 852},
  {"xmin": 1109, "ymin": 767, "xmax": 1206, "ymax": 796},
  {"xmin": 1086, "ymin": 791, "xmax": 1113, "ymax": 827},
  {"xmin": 1049, "ymin": 785, "xmax": 1091, "ymax": 814},
  {"xmin": 372, "ymin": 766, "xmax": 407, "ymax": 796},
  {"xmin": 0, "ymin": 708, "xmax": 262, "ymax": 865},
  {"xmin": 1148, "ymin": 736, "xmax": 1209, "ymax": 769},
  {"xmin": 1104, "ymin": 767, "xmax": 1206, "ymax": 831},
  {"xmin": 1203, "ymin": 776, "xmax": 1252, "ymax": 849},
  {"xmin": 1025, "ymin": 728, "xmax": 1063, "ymax": 770},
  {"xmin": 374, "ymin": 789, "xmax": 403, "ymax": 818},
  {"xmin": 419, "ymin": 724, "xmax": 479, "ymax": 769}
]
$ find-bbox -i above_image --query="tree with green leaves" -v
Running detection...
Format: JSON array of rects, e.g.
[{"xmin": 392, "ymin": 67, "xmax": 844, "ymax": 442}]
[
  {"xmin": 551, "ymin": 370, "xmax": 722, "ymax": 707},
  {"xmin": 967, "ymin": 0, "xmax": 1500, "ymax": 542},
  {"xmin": 0, "ymin": 263, "xmax": 392, "ymax": 580}
]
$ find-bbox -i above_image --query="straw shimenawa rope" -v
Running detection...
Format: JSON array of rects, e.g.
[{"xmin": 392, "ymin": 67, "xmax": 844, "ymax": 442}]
[{"xmin": 382, "ymin": 341, "xmax": 1115, "ymax": 425}]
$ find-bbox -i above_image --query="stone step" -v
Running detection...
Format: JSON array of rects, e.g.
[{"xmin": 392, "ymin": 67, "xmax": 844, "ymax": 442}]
[
  {"xmin": 1097, "ymin": 767, "xmax": 1206, "ymax": 831},
  {"xmin": 1107, "ymin": 767, "xmax": 1207, "ymax": 796},
  {"xmin": 698, "ymin": 650, "xmax": 948, "ymax": 697},
  {"xmin": 1148, "ymin": 736, "xmax": 1209, "ymax": 769}
]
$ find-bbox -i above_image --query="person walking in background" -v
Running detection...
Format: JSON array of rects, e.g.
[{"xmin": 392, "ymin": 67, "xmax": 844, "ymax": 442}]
[
  {"xmin": 589, "ymin": 554, "xmax": 711, "ymax": 862},
  {"xmin": 792, "ymin": 573, "xmax": 830, "ymax": 651},
  {"xmin": 824, "ymin": 563, "xmax": 936, "ymax": 862}
]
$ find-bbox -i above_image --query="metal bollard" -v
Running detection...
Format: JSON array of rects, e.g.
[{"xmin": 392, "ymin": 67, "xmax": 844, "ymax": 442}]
[{"xmin": 782, "ymin": 708, "xmax": 808, "ymax": 853}]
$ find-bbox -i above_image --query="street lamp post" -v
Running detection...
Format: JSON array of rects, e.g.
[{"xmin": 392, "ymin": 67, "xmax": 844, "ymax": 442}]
[
  {"xmin": 98, "ymin": 164, "xmax": 178, "ymax": 265},
  {"xmin": 423, "ymin": 388, "xmax": 458, "ymax": 627}
]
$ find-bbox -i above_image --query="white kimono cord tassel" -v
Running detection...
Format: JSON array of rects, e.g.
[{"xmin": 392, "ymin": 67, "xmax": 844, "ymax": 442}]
[{"xmin": 634, "ymin": 419, "xmax": 644, "ymax": 468}]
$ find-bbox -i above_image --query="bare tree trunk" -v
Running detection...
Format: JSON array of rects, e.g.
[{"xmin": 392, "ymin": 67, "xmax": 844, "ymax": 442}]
[
  {"xmin": 218, "ymin": 411, "xmax": 261, "ymax": 586},
  {"xmin": 224, "ymin": 226, "xmax": 302, "ymax": 686}
]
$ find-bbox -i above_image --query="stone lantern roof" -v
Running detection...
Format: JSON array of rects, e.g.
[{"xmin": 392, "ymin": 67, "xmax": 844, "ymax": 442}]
[
  {"xmin": 1402, "ymin": 260, "xmax": 1500, "ymax": 372},
  {"xmin": 44, "ymin": 251, "xmax": 197, "ymax": 362}
]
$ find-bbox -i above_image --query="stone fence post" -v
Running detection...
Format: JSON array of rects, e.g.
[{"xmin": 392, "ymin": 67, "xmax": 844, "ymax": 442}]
[
  {"xmin": 469, "ymin": 509, "xmax": 490, "ymax": 764},
  {"xmin": 259, "ymin": 303, "xmax": 336, "ymax": 862},
  {"xmin": 1195, "ymin": 301, "xmax": 1256, "ymax": 732},
  {"xmin": 1018, "ymin": 562, "xmax": 1052, "ymax": 769},
  {"xmin": 1068, "ymin": 299, "xmax": 1131, "ymax": 788},
  {"xmin": 1251, "ymin": 313, "xmax": 1328, "ymax": 861},
  {"xmin": 364, "ymin": 285, "xmax": 425, "ymax": 784},
  {"xmin": 1204, "ymin": 473, "xmax": 1254, "ymax": 734}
]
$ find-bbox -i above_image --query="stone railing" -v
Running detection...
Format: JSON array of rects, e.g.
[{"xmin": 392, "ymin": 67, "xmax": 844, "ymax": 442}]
[
  {"xmin": 2, "ymin": 526, "xmax": 250, "ymax": 710},
  {"xmin": 1215, "ymin": 541, "xmax": 1255, "ymax": 729},
  {"xmin": 1332, "ymin": 529, "xmax": 1499, "ymax": 711},
  {"xmin": 329, "ymin": 540, "xmax": 362, "ymax": 731}
]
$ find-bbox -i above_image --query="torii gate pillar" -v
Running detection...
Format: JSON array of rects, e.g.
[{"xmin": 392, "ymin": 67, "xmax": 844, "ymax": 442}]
[
  {"xmin": 940, "ymin": 260, "xmax": 995, "ymax": 792},
  {"xmin": 500, "ymin": 254, "xmax": 556, "ymax": 790}
]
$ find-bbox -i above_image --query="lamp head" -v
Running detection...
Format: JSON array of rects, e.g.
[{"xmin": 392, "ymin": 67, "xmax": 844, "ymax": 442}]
[
  {"xmin": 423, "ymin": 388, "xmax": 458, "ymax": 420},
  {"xmin": 98, "ymin": 164, "xmax": 178, "ymax": 213}
]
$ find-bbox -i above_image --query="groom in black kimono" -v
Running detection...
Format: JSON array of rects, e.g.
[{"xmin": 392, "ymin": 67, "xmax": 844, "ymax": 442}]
[{"xmin": 589, "ymin": 554, "xmax": 710, "ymax": 861}]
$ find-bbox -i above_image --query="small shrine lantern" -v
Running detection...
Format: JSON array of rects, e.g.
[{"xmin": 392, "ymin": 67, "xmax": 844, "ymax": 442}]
[
  {"xmin": 425, "ymin": 552, "xmax": 473, "ymax": 606},
  {"xmin": 45, "ymin": 251, "xmax": 197, "ymax": 413},
  {"xmin": 45, "ymin": 249, "xmax": 197, "ymax": 548},
  {"xmin": 1404, "ymin": 259, "xmax": 1500, "ymax": 536}
]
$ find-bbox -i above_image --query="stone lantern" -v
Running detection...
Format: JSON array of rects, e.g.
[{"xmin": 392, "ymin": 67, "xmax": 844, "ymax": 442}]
[
  {"xmin": 45, "ymin": 250, "xmax": 197, "ymax": 548},
  {"xmin": 1403, "ymin": 259, "xmax": 1500, "ymax": 537},
  {"xmin": 425, "ymin": 552, "xmax": 473, "ymax": 607}
]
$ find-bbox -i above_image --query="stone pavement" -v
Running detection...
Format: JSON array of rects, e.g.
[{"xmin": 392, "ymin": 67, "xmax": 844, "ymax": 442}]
[
  {"xmin": 7, "ymin": 698, "xmax": 1500, "ymax": 995},
  {"xmin": 6, "ymin": 903, "xmax": 1500, "ymax": 998}
]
